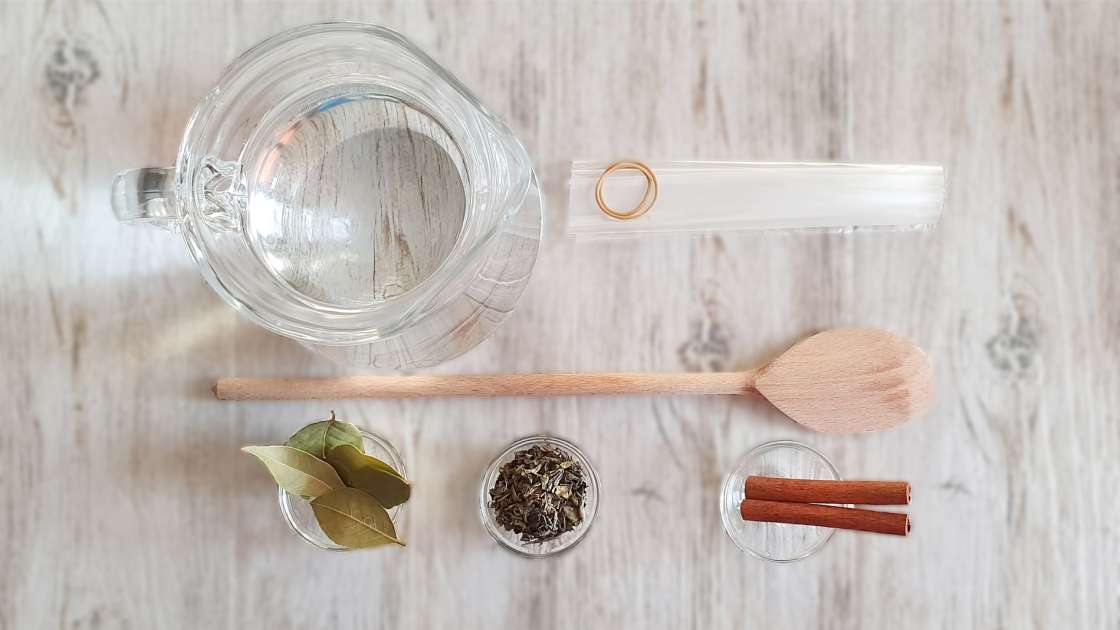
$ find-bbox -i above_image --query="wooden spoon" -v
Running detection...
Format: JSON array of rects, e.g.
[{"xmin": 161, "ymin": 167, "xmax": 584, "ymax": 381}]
[{"xmin": 215, "ymin": 328, "xmax": 934, "ymax": 433}]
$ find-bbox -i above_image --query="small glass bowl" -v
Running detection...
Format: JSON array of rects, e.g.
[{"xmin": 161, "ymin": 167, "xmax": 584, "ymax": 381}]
[
  {"xmin": 278, "ymin": 428, "xmax": 406, "ymax": 551},
  {"xmin": 479, "ymin": 434, "xmax": 600, "ymax": 558},
  {"xmin": 720, "ymin": 440, "xmax": 844, "ymax": 562}
]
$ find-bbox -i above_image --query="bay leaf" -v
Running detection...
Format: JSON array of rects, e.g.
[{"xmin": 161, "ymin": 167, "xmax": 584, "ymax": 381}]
[
  {"xmin": 326, "ymin": 443, "xmax": 411, "ymax": 508},
  {"xmin": 333, "ymin": 441, "xmax": 405, "ymax": 481},
  {"xmin": 241, "ymin": 445, "xmax": 343, "ymax": 498},
  {"xmin": 285, "ymin": 411, "xmax": 364, "ymax": 459},
  {"xmin": 311, "ymin": 487, "xmax": 403, "ymax": 549}
]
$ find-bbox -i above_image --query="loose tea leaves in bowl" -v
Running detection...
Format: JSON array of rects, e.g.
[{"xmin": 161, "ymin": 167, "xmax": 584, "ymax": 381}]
[{"xmin": 488, "ymin": 444, "xmax": 588, "ymax": 543}]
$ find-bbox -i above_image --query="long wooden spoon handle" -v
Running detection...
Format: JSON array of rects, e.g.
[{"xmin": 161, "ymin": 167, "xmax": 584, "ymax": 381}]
[{"xmin": 214, "ymin": 371, "xmax": 757, "ymax": 400}]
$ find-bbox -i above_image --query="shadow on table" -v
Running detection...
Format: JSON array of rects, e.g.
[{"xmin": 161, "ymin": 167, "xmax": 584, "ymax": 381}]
[{"xmin": 1, "ymin": 263, "xmax": 328, "ymax": 401}]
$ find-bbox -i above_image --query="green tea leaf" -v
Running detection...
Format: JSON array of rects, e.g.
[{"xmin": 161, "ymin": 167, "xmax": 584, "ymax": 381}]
[
  {"xmin": 311, "ymin": 487, "xmax": 403, "ymax": 549},
  {"xmin": 285, "ymin": 412, "xmax": 364, "ymax": 459},
  {"xmin": 326, "ymin": 443, "xmax": 411, "ymax": 508},
  {"xmin": 241, "ymin": 445, "xmax": 343, "ymax": 498}
]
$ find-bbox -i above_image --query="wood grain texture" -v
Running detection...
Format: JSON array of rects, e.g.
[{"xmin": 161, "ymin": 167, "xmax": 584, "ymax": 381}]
[{"xmin": 1, "ymin": 1, "xmax": 1118, "ymax": 629}]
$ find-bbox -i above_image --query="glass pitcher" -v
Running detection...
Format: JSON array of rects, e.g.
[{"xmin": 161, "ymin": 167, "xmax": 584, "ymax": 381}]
[{"xmin": 111, "ymin": 23, "xmax": 542, "ymax": 370}]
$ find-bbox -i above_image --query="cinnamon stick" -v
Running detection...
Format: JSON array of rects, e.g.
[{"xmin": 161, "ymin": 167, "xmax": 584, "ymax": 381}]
[
  {"xmin": 740, "ymin": 499, "xmax": 910, "ymax": 536},
  {"xmin": 745, "ymin": 476, "xmax": 910, "ymax": 505}
]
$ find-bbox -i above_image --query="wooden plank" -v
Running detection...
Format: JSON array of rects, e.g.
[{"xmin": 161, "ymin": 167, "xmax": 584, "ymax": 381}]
[{"xmin": 0, "ymin": 1, "xmax": 1116, "ymax": 628}]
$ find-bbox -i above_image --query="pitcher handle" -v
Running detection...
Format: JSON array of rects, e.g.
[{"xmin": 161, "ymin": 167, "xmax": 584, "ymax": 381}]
[{"xmin": 111, "ymin": 167, "xmax": 180, "ymax": 228}]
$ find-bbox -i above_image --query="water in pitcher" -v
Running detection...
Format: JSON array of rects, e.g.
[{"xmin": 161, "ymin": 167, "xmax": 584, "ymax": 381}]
[{"xmin": 243, "ymin": 89, "xmax": 468, "ymax": 307}]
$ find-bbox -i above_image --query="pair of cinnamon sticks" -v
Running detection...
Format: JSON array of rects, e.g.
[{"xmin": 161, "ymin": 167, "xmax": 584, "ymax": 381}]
[{"xmin": 740, "ymin": 476, "xmax": 911, "ymax": 536}]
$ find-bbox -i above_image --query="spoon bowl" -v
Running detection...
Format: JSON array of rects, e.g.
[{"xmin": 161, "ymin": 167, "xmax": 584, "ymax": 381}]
[{"xmin": 750, "ymin": 328, "xmax": 934, "ymax": 432}]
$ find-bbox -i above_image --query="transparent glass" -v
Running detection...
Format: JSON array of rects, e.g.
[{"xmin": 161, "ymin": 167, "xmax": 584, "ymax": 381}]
[
  {"xmin": 112, "ymin": 23, "xmax": 542, "ymax": 370},
  {"xmin": 568, "ymin": 160, "xmax": 945, "ymax": 238},
  {"xmin": 279, "ymin": 428, "xmax": 406, "ymax": 551},
  {"xmin": 479, "ymin": 435, "xmax": 600, "ymax": 558},
  {"xmin": 720, "ymin": 440, "xmax": 846, "ymax": 562}
]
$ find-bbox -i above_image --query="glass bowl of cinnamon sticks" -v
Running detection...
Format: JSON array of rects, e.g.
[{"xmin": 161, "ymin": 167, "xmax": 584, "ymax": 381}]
[
  {"xmin": 720, "ymin": 440, "xmax": 843, "ymax": 562},
  {"xmin": 721, "ymin": 440, "xmax": 912, "ymax": 562}
]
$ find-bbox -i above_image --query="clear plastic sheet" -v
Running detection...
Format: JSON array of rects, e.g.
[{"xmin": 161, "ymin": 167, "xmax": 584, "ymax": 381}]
[{"xmin": 567, "ymin": 161, "xmax": 946, "ymax": 239}]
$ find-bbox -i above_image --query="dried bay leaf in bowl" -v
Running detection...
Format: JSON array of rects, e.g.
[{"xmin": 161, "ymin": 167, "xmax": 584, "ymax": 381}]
[
  {"xmin": 241, "ymin": 445, "xmax": 344, "ymax": 498},
  {"xmin": 326, "ymin": 443, "xmax": 411, "ymax": 508},
  {"xmin": 312, "ymin": 487, "xmax": 403, "ymax": 549},
  {"xmin": 285, "ymin": 411, "xmax": 364, "ymax": 458}
]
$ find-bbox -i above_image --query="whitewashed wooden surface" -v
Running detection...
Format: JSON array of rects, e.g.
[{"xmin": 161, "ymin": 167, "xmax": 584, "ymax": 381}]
[{"xmin": 2, "ymin": 1, "xmax": 1118, "ymax": 628}]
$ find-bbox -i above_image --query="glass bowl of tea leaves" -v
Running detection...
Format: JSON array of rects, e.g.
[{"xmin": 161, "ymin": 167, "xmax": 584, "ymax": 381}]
[
  {"xmin": 479, "ymin": 434, "xmax": 600, "ymax": 558},
  {"xmin": 243, "ymin": 412, "xmax": 409, "ymax": 551}
]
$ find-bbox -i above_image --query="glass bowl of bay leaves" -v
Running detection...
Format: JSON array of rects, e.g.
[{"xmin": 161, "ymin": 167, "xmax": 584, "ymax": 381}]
[
  {"xmin": 242, "ymin": 413, "xmax": 409, "ymax": 551},
  {"xmin": 479, "ymin": 434, "xmax": 599, "ymax": 558}
]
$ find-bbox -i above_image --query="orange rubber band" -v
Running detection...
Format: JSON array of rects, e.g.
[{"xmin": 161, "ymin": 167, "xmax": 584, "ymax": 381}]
[{"xmin": 594, "ymin": 160, "xmax": 658, "ymax": 220}]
